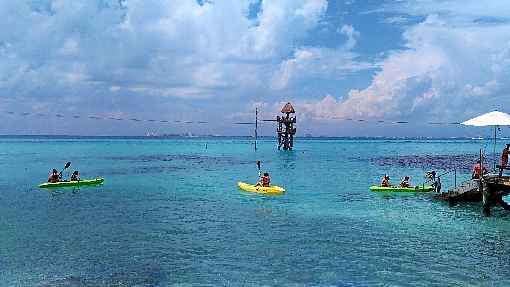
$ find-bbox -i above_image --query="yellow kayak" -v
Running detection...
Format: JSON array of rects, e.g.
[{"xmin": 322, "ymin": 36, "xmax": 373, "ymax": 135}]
[{"xmin": 237, "ymin": 182, "xmax": 285, "ymax": 195}]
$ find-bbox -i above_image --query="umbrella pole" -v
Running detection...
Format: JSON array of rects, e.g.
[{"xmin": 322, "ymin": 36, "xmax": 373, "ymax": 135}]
[{"xmin": 494, "ymin": 125, "xmax": 497, "ymax": 171}]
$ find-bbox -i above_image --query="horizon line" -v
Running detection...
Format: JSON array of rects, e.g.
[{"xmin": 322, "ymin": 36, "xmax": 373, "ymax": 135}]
[{"xmin": 0, "ymin": 134, "xmax": 503, "ymax": 140}]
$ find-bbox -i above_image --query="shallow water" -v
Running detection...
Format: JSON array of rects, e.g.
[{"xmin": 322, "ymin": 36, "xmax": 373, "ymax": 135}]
[{"xmin": 2, "ymin": 137, "xmax": 510, "ymax": 286}]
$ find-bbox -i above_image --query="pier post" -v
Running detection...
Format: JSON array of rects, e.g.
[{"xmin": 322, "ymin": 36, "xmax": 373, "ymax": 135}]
[
  {"xmin": 454, "ymin": 168, "xmax": 457, "ymax": 188},
  {"xmin": 482, "ymin": 178, "xmax": 491, "ymax": 217},
  {"xmin": 254, "ymin": 108, "xmax": 258, "ymax": 151}
]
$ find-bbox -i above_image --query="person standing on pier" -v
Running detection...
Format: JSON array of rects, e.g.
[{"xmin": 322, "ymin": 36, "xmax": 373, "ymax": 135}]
[
  {"xmin": 498, "ymin": 144, "xmax": 510, "ymax": 176},
  {"xmin": 472, "ymin": 160, "xmax": 487, "ymax": 179},
  {"xmin": 501, "ymin": 144, "xmax": 509, "ymax": 168}
]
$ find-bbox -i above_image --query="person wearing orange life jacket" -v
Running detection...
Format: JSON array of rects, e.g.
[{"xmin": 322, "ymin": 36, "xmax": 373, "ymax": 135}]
[
  {"xmin": 472, "ymin": 160, "xmax": 487, "ymax": 179},
  {"xmin": 256, "ymin": 172, "xmax": 271, "ymax": 187}
]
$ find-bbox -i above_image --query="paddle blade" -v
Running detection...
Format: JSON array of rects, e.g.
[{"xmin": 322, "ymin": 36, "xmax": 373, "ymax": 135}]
[
  {"xmin": 64, "ymin": 162, "xmax": 71, "ymax": 169},
  {"xmin": 257, "ymin": 161, "xmax": 261, "ymax": 170}
]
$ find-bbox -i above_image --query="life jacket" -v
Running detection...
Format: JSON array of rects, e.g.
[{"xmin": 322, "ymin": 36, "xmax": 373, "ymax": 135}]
[
  {"xmin": 262, "ymin": 176, "xmax": 270, "ymax": 187},
  {"xmin": 473, "ymin": 163, "xmax": 483, "ymax": 178}
]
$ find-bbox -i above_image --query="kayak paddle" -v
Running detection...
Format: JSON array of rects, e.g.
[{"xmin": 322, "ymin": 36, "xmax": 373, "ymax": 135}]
[
  {"xmin": 59, "ymin": 162, "xmax": 71, "ymax": 179},
  {"xmin": 257, "ymin": 160, "xmax": 261, "ymax": 177}
]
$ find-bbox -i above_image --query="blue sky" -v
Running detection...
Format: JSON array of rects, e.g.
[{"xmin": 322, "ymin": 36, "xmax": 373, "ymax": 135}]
[{"xmin": 1, "ymin": 0, "xmax": 510, "ymax": 137}]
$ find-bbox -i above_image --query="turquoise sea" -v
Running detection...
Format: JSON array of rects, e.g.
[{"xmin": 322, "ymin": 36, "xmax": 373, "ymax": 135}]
[{"xmin": 2, "ymin": 137, "xmax": 510, "ymax": 286}]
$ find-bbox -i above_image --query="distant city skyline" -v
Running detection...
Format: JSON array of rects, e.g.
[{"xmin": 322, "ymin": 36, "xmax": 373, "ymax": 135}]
[{"xmin": 2, "ymin": 0, "xmax": 510, "ymax": 137}]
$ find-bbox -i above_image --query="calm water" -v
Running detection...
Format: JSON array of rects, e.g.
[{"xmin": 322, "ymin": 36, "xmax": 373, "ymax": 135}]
[{"xmin": 2, "ymin": 137, "xmax": 510, "ymax": 286}]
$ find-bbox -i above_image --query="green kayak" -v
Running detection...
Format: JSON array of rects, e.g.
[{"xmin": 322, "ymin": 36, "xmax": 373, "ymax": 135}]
[
  {"xmin": 39, "ymin": 178, "xmax": 104, "ymax": 188},
  {"xmin": 369, "ymin": 185, "xmax": 433, "ymax": 192}
]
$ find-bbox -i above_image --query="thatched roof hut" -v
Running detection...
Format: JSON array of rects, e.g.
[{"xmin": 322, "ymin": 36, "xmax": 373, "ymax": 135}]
[{"xmin": 281, "ymin": 102, "xmax": 295, "ymax": 114}]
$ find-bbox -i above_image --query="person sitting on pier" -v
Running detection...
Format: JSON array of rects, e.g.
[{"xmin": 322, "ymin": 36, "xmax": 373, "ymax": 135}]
[
  {"xmin": 256, "ymin": 172, "xmax": 271, "ymax": 187},
  {"xmin": 381, "ymin": 175, "xmax": 391, "ymax": 187},
  {"xmin": 48, "ymin": 169, "xmax": 60, "ymax": 183},
  {"xmin": 472, "ymin": 160, "xmax": 487, "ymax": 179},
  {"xmin": 400, "ymin": 176, "xmax": 411, "ymax": 188}
]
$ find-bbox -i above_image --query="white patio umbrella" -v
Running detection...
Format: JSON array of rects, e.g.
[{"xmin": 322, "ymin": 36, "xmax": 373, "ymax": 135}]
[
  {"xmin": 461, "ymin": 111, "xmax": 510, "ymax": 126},
  {"xmin": 461, "ymin": 111, "xmax": 510, "ymax": 169}
]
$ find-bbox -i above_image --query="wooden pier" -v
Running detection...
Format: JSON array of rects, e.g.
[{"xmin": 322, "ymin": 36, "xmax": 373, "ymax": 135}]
[{"xmin": 435, "ymin": 175, "xmax": 510, "ymax": 216}]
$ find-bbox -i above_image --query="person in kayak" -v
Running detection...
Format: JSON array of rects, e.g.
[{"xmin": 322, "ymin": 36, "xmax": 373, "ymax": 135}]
[
  {"xmin": 70, "ymin": 170, "xmax": 80, "ymax": 181},
  {"xmin": 48, "ymin": 169, "xmax": 60, "ymax": 183},
  {"xmin": 400, "ymin": 176, "xmax": 411, "ymax": 188},
  {"xmin": 381, "ymin": 175, "xmax": 391, "ymax": 187},
  {"xmin": 256, "ymin": 172, "xmax": 271, "ymax": 187},
  {"xmin": 472, "ymin": 160, "xmax": 487, "ymax": 179}
]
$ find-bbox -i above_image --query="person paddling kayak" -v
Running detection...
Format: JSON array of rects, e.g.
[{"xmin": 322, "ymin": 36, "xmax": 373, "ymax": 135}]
[
  {"xmin": 48, "ymin": 169, "xmax": 60, "ymax": 183},
  {"xmin": 400, "ymin": 176, "xmax": 411, "ymax": 188},
  {"xmin": 256, "ymin": 172, "xmax": 271, "ymax": 187},
  {"xmin": 254, "ymin": 161, "xmax": 271, "ymax": 187},
  {"xmin": 70, "ymin": 170, "xmax": 80, "ymax": 181},
  {"xmin": 381, "ymin": 175, "xmax": 391, "ymax": 187}
]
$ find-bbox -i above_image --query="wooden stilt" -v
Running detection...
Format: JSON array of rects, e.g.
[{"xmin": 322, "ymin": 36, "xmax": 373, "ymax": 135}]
[
  {"xmin": 254, "ymin": 108, "xmax": 258, "ymax": 151},
  {"xmin": 482, "ymin": 178, "xmax": 491, "ymax": 217}
]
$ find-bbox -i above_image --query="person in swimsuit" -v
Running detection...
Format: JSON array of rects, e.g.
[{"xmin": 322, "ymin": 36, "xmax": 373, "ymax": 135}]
[
  {"xmin": 400, "ymin": 176, "xmax": 411, "ymax": 188},
  {"xmin": 381, "ymin": 175, "xmax": 391, "ymax": 187},
  {"xmin": 70, "ymin": 170, "xmax": 80, "ymax": 181},
  {"xmin": 48, "ymin": 169, "xmax": 60, "ymax": 183}
]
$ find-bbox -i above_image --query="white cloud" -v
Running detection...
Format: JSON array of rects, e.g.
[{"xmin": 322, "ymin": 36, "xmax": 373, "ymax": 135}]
[
  {"xmin": 271, "ymin": 47, "xmax": 372, "ymax": 90},
  {"xmin": 248, "ymin": 0, "xmax": 328, "ymax": 57},
  {"xmin": 382, "ymin": 16, "xmax": 409, "ymax": 24},
  {"xmin": 464, "ymin": 80, "xmax": 500, "ymax": 97},
  {"xmin": 0, "ymin": 1, "xmax": 344, "ymax": 136},
  {"xmin": 384, "ymin": 0, "xmax": 510, "ymax": 20},
  {"xmin": 58, "ymin": 38, "xmax": 79, "ymax": 56},
  {"xmin": 0, "ymin": 0, "xmax": 331, "ymax": 109},
  {"xmin": 127, "ymin": 86, "xmax": 214, "ymax": 99},
  {"xmin": 301, "ymin": 10, "xmax": 510, "ymax": 122},
  {"xmin": 339, "ymin": 24, "xmax": 359, "ymax": 50},
  {"xmin": 271, "ymin": 24, "xmax": 372, "ymax": 90}
]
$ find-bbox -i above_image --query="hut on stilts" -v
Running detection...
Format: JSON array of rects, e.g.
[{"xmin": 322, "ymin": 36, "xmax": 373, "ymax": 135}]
[{"xmin": 277, "ymin": 103, "xmax": 296, "ymax": 150}]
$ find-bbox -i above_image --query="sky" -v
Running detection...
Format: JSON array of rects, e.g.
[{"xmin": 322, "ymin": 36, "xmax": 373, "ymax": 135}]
[{"xmin": 1, "ymin": 0, "xmax": 510, "ymax": 137}]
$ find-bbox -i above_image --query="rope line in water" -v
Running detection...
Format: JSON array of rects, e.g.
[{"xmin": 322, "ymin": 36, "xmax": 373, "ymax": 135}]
[
  {"xmin": 1, "ymin": 110, "xmax": 506, "ymax": 127},
  {"xmin": 1, "ymin": 110, "xmax": 209, "ymax": 125}
]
